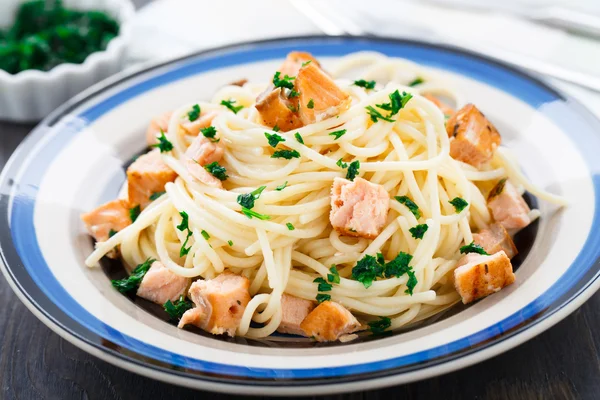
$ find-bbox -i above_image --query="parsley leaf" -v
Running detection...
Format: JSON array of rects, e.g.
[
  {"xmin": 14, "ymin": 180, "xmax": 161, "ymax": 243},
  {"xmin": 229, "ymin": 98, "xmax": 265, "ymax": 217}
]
[
  {"xmin": 129, "ymin": 205, "xmax": 141, "ymax": 223},
  {"xmin": 151, "ymin": 130, "xmax": 174, "ymax": 153},
  {"xmin": 327, "ymin": 265, "xmax": 340, "ymax": 284},
  {"xmin": 316, "ymin": 293, "xmax": 331, "ymax": 303},
  {"xmin": 409, "ymin": 224, "xmax": 428, "ymax": 239},
  {"xmin": 346, "ymin": 160, "xmax": 360, "ymax": 181},
  {"xmin": 294, "ymin": 132, "xmax": 304, "ymax": 144},
  {"xmin": 384, "ymin": 252, "xmax": 413, "ymax": 278},
  {"xmin": 286, "ymin": 222, "xmax": 295, "ymax": 231},
  {"xmin": 108, "ymin": 229, "xmax": 118, "ymax": 238},
  {"xmin": 313, "ymin": 277, "xmax": 332, "ymax": 292},
  {"xmin": 204, "ymin": 162, "xmax": 228, "ymax": 181},
  {"xmin": 394, "ymin": 196, "xmax": 421, "ymax": 219},
  {"xmin": 288, "ymin": 89, "xmax": 300, "ymax": 98},
  {"xmin": 460, "ymin": 241, "xmax": 489, "ymax": 255},
  {"xmin": 187, "ymin": 104, "xmax": 201, "ymax": 121},
  {"xmin": 149, "ymin": 191, "xmax": 165, "ymax": 201},
  {"xmin": 265, "ymin": 132, "xmax": 286, "ymax": 148},
  {"xmin": 273, "ymin": 125, "xmax": 280, "ymax": 132},
  {"xmin": 408, "ymin": 77, "xmax": 424, "ymax": 87},
  {"xmin": 272, "ymin": 71, "xmax": 295, "ymax": 90},
  {"xmin": 111, "ymin": 258, "xmax": 155, "ymax": 293},
  {"xmin": 236, "ymin": 186, "xmax": 266, "ymax": 209},
  {"xmin": 177, "ymin": 211, "xmax": 193, "ymax": 257},
  {"xmin": 275, "ymin": 181, "xmax": 287, "ymax": 191},
  {"xmin": 272, "ymin": 149, "xmax": 301, "ymax": 159},
  {"xmin": 241, "ymin": 207, "xmax": 271, "ymax": 220},
  {"xmin": 367, "ymin": 90, "xmax": 413, "ymax": 122},
  {"xmin": 200, "ymin": 230, "xmax": 210, "ymax": 240},
  {"xmin": 405, "ymin": 271, "xmax": 418, "ymax": 295},
  {"xmin": 220, "ymin": 99, "xmax": 244, "ymax": 114},
  {"xmin": 163, "ymin": 295, "xmax": 193, "ymax": 322},
  {"xmin": 336, "ymin": 158, "xmax": 348, "ymax": 169},
  {"xmin": 366, "ymin": 105, "xmax": 395, "ymax": 123},
  {"xmin": 352, "ymin": 254, "xmax": 385, "ymax": 288},
  {"xmin": 301, "ymin": 60, "xmax": 312, "ymax": 67},
  {"xmin": 354, "ymin": 79, "xmax": 376, "ymax": 89},
  {"xmin": 449, "ymin": 197, "xmax": 469, "ymax": 213},
  {"xmin": 307, "ymin": 99, "xmax": 314, "ymax": 109},
  {"xmin": 368, "ymin": 316, "xmax": 391, "ymax": 334},
  {"xmin": 329, "ymin": 129, "xmax": 347, "ymax": 140},
  {"xmin": 227, "ymin": 240, "xmax": 234, "ymax": 246},
  {"xmin": 200, "ymin": 126, "xmax": 218, "ymax": 141}
]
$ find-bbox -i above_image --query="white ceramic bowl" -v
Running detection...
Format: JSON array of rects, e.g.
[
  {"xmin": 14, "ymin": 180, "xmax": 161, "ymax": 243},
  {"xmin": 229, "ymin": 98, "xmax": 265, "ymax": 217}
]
[{"xmin": 0, "ymin": 0, "xmax": 135, "ymax": 122}]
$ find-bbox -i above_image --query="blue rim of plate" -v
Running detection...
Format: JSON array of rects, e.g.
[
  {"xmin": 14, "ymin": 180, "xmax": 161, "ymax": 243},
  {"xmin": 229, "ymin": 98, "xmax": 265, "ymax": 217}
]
[{"xmin": 1, "ymin": 35, "xmax": 600, "ymax": 389}]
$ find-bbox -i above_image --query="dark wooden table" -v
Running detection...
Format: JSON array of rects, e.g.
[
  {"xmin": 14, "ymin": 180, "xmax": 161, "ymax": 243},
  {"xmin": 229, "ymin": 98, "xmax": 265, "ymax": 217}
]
[{"xmin": 1, "ymin": 122, "xmax": 599, "ymax": 400}]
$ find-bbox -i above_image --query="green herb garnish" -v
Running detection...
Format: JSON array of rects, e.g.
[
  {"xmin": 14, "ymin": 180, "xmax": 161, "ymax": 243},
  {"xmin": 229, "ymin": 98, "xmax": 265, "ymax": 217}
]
[
  {"xmin": 177, "ymin": 211, "xmax": 193, "ymax": 257},
  {"xmin": 408, "ymin": 77, "xmax": 424, "ymax": 87},
  {"xmin": 237, "ymin": 186, "xmax": 266, "ymax": 209},
  {"xmin": 384, "ymin": 252, "xmax": 413, "ymax": 278},
  {"xmin": 327, "ymin": 266, "xmax": 340, "ymax": 284},
  {"xmin": 354, "ymin": 79, "xmax": 376, "ymax": 89},
  {"xmin": 395, "ymin": 196, "xmax": 421, "ymax": 219},
  {"xmin": 275, "ymin": 181, "xmax": 288, "ymax": 191},
  {"xmin": 108, "ymin": 229, "xmax": 117, "ymax": 238},
  {"xmin": 294, "ymin": 132, "xmax": 304, "ymax": 144},
  {"xmin": 111, "ymin": 258, "xmax": 154, "ymax": 293},
  {"xmin": 316, "ymin": 293, "xmax": 331, "ymax": 303},
  {"xmin": 152, "ymin": 130, "xmax": 173, "ymax": 153},
  {"xmin": 336, "ymin": 158, "xmax": 348, "ymax": 169},
  {"xmin": 405, "ymin": 271, "xmax": 418, "ymax": 295},
  {"xmin": 200, "ymin": 230, "xmax": 210, "ymax": 240},
  {"xmin": 227, "ymin": 240, "xmax": 234, "ymax": 246},
  {"xmin": 187, "ymin": 104, "xmax": 201, "ymax": 121},
  {"xmin": 307, "ymin": 99, "xmax": 314, "ymax": 109},
  {"xmin": 220, "ymin": 99, "xmax": 244, "ymax": 114},
  {"xmin": 366, "ymin": 106, "xmax": 395, "ymax": 123},
  {"xmin": 352, "ymin": 253, "xmax": 385, "ymax": 289},
  {"xmin": 409, "ymin": 224, "xmax": 428, "ymax": 239},
  {"xmin": 200, "ymin": 126, "xmax": 218, "ymax": 141},
  {"xmin": 272, "ymin": 149, "xmax": 301, "ymax": 159},
  {"xmin": 129, "ymin": 205, "xmax": 141, "ymax": 223},
  {"xmin": 286, "ymin": 222, "xmax": 295, "ymax": 231},
  {"xmin": 288, "ymin": 89, "xmax": 300, "ymax": 98},
  {"xmin": 272, "ymin": 71, "xmax": 295, "ymax": 90},
  {"xmin": 449, "ymin": 197, "xmax": 469, "ymax": 213},
  {"xmin": 460, "ymin": 241, "xmax": 489, "ymax": 255},
  {"xmin": 346, "ymin": 160, "xmax": 360, "ymax": 181},
  {"xmin": 301, "ymin": 60, "xmax": 312, "ymax": 67},
  {"xmin": 241, "ymin": 207, "xmax": 271, "ymax": 220},
  {"xmin": 368, "ymin": 316, "xmax": 391, "ymax": 334},
  {"xmin": 488, "ymin": 178, "xmax": 508, "ymax": 200},
  {"xmin": 329, "ymin": 129, "xmax": 347, "ymax": 140},
  {"xmin": 265, "ymin": 132, "xmax": 286, "ymax": 148},
  {"xmin": 163, "ymin": 295, "xmax": 193, "ymax": 322},
  {"xmin": 149, "ymin": 191, "xmax": 166, "ymax": 201},
  {"xmin": 204, "ymin": 162, "xmax": 228, "ymax": 181},
  {"xmin": 313, "ymin": 277, "xmax": 332, "ymax": 292},
  {"xmin": 273, "ymin": 125, "xmax": 280, "ymax": 132}
]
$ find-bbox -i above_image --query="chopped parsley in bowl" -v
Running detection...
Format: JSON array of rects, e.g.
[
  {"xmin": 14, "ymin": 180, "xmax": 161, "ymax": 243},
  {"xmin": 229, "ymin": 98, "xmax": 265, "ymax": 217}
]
[{"xmin": 0, "ymin": 0, "xmax": 120, "ymax": 74}]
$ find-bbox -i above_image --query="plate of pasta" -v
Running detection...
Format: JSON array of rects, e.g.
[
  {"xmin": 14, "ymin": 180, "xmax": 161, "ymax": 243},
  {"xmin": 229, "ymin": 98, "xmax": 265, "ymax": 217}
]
[{"xmin": 1, "ymin": 36, "xmax": 600, "ymax": 395}]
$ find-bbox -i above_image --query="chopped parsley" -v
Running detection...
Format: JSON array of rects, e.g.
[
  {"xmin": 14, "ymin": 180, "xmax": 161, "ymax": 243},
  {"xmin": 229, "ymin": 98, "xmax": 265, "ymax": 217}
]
[
  {"xmin": 352, "ymin": 253, "xmax": 385, "ymax": 288},
  {"xmin": 129, "ymin": 205, "xmax": 141, "ymax": 223},
  {"xmin": 288, "ymin": 89, "xmax": 300, "ymax": 98},
  {"xmin": 409, "ymin": 224, "xmax": 428, "ymax": 239},
  {"xmin": 108, "ymin": 229, "xmax": 118, "ymax": 238},
  {"xmin": 329, "ymin": 129, "xmax": 347, "ymax": 140},
  {"xmin": 307, "ymin": 99, "xmax": 314, "ymax": 109},
  {"xmin": 272, "ymin": 71, "xmax": 295, "ymax": 90},
  {"xmin": 449, "ymin": 197, "xmax": 469, "ymax": 213},
  {"xmin": 316, "ymin": 293, "xmax": 331, "ymax": 303},
  {"xmin": 176, "ymin": 211, "xmax": 193, "ymax": 257},
  {"xmin": 286, "ymin": 222, "xmax": 295, "ymax": 231},
  {"xmin": 346, "ymin": 160, "xmax": 360, "ymax": 181},
  {"xmin": 220, "ymin": 99, "xmax": 244, "ymax": 114},
  {"xmin": 366, "ymin": 106, "xmax": 395, "ymax": 123},
  {"xmin": 227, "ymin": 240, "xmax": 234, "ymax": 246},
  {"xmin": 151, "ymin": 130, "xmax": 174, "ymax": 153},
  {"xmin": 200, "ymin": 126, "xmax": 219, "ymax": 141},
  {"xmin": 488, "ymin": 178, "xmax": 507, "ymax": 200},
  {"xmin": 272, "ymin": 149, "xmax": 301, "ymax": 159},
  {"xmin": 301, "ymin": 60, "xmax": 312, "ymax": 67},
  {"xmin": 460, "ymin": 241, "xmax": 489, "ymax": 255},
  {"xmin": 163, "ymin": 295, "xmax": 193, "ymax": 322},
  {"xmin": 327, "ymin": 266, "xmax": 340, "ymax": 284},
  {"xmin": 287, "ymin": 104, "xmax": 298, "ymax": 113},
  {"xmin": 367, "ymin": 90, "xmax": 413, "ymax": 123},
  {"xmin": 384, "ymin": 252, "xmax": 413, "ymax": 279},
  {"xmin": 241, "ymin": 207, "xmax": 271, "ymax": 220},
  {"xmin": 187, "ymin": 104, "xmax": 201, "ymax": 121},
  {"xmin": 265, "ymin": 132, "xmax": 286, "ymax": 148},
  {"xmin": 294, "ymin": 132, "xmax": 304, "ymax": 144},
  {"xmin": 111, "ymin": 258, "xmax": 155, "ymax": 293},
  {"xmin": 204, "ymin": 162, "xmax": 228, "ymax": 181},
  {"xmin": 368, "ymin": 316, "xmax": 391, "ymax": 334},
  {"xmin": 408, "ymin": 77, "xmax": 424, "ymax": 87},
  {"xmin": 405, "ymin": 271, "xmax": 418, "ymax": 295},
  {"xmin": 149, "ymin": 191, "xmax": 165, "ymax": 201},
  {"xmin": 353, "ymin": 79, "xmax": 376, "ymax": 90},
  {"xmin": 273, "ymin": 125, "xmax": 280, "ymax": 132},
  {"xmin": 394, "ymin": 196, "xmax": 421, "ymax": 219},
  {"xmin": 275, "ymin": 181, "xmax": 288, "ymax": 191},
  {"xmin": 336, "ymin": 158, "xmax": 348, "ymax": 168},
  {"xmin": 237, "ymin": 186, "xmax": 266, "ymax": 209},
  {"xmin": 200, "ymin": 230, "xmax": 210, "ymax": 240},
  {"xmin": 313, "ymin": 277, "xmax": 332, "ymax": 292}
]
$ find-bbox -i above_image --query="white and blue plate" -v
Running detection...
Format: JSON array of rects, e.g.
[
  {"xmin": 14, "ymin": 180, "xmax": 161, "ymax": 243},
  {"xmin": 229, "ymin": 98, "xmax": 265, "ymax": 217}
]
[{"xmin": 1, "ymin": 36, "xmax": 600, "ymax": 395}]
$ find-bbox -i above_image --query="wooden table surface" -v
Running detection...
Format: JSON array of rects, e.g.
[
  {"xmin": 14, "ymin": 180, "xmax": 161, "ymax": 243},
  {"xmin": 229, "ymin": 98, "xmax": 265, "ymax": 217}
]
[{"xmin": 1, "ymin": 120, "xmax": 599, "ymax": 400}]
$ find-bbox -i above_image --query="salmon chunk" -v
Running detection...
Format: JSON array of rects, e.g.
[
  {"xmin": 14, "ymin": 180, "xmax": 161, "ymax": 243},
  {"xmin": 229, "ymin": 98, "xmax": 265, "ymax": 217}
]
[
  {"xmin": 423, "ymin": 94, "xmax": 455, "ymax": 117},
  {"xmin": 146, "ymin": 111, "xmax": 172, "ymax": 146},
  {"xmin": 136, "ymin": 261, "xmax": 190, "ymax": 305},
  {"xmin": 454, "ymin": 251, "xmax": 515, "ymax": 304},
  {"xmin": 294, "ymin": 62, "xmax": 351, "ymax": 125},
  {"xmin": 181, "ymin": 111, "xmax": 218, "ymax": 136},
  {"xmin": 300, "ymin": 301, "xmax": 361, "ymax": 342},
  {"xmin": 487, "ymin": 179, "xmax": 531, "ymax": 231},
  {"xmin": 279, "ymin": 51, "xmax": 321, "ymax": 77},
  {"xmin": 178, "ymin": 273, "xmax": 251, "ymax": 336},
  {"xmin": 127, "ymin": 151, "xmax": 177, "ymax": 209},
  {"xmin": 473, "ymin": 222, "xmax": 518, "ymax": 259},
  {"xmin": 183, "ymin": 159, "xmax": 223, "ymax": 188},
  {"xmin": 446, "ymin": 104, "xmax": 501, "ymax": 168},
  {"xmin": 185, "ymin": 135, "xmax": 224, "ymax": 166},
  {"xmin": 255, "ymin": 87, "xmax": 303, "ymax": 131},
  {"xmin": 277, "ymin": 294, "xmax": 315, "ymax": 336},
  {"xmin": 81, "ymin": 199, "xmax": 131, "ymax": 243},
  {"xmin": 330, "ymin": 177, "xmax": 390, "ymax": 239}
]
